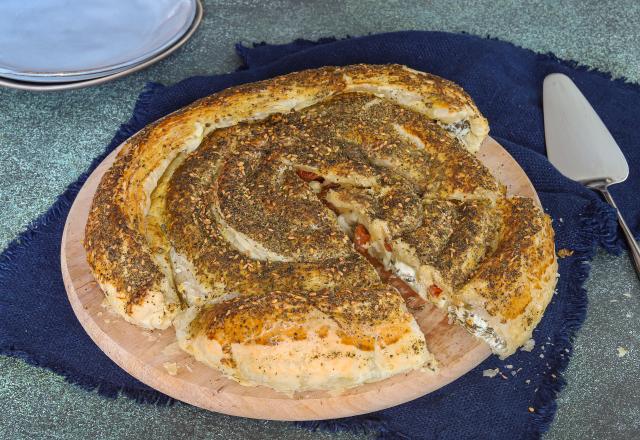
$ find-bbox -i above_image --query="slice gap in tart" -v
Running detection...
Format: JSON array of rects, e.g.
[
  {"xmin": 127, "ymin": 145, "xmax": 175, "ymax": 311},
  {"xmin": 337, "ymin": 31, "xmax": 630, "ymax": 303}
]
[{"xmin": 299, "ymin": 167, "xmax": 556, "ymax": 359}]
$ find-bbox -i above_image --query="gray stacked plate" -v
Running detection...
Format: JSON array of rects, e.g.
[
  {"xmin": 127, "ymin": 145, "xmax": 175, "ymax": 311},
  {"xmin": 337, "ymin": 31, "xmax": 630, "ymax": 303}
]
[{"xmin": 0, "ymin": 0, "xmax": 202, "ymax": 91}]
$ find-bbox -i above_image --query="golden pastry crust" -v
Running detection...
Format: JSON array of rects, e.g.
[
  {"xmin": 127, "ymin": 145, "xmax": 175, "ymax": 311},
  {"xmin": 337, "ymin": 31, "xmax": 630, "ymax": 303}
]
[
  {"xmin": 83, "ymin": 63, "xmax": 555, "ymax": 392},
  {"xmin": 450, "ymin": 197, "xmax": 558, "ymax": 357},
  {"xmin": 164, "ymin": 125, "xmax": 380, "ymax": 307},
  {"xmin": 84, "ymin": 64, "xmax": 488, "ymax": 329},
  {"xmin": 175, "ymin": 288, "xmax": 435, "ymax": 394}
]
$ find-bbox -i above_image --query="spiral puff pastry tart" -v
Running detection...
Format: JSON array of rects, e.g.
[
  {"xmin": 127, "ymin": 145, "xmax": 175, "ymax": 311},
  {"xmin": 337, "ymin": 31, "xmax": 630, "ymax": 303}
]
[{"xmin": 84, "ymin": 64, "xmax": 557, "ymax": 393}]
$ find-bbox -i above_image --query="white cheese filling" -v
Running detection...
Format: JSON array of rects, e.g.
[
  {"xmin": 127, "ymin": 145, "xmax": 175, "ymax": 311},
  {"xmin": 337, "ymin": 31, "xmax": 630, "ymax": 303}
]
[
  {"xmin": 448, "ymin": 306, "xmax": 505, "ymax": 351},
  {"xmin": 336, "ymin": 212, "xmax": 361, "ymax": 236},
  {"xmin": 390, "ymin": 259, "xmax": 429, "ymax": 299},
  {"xmin": 393, "ymin": 261, "xmax": 417, "ymax": 283},
  {"xmin": 440, "ymin": 120, "xmax": 470, "ymax": 138}
]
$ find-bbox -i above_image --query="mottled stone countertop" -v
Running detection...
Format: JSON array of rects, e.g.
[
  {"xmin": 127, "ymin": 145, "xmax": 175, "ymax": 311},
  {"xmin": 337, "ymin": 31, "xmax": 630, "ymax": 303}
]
[{"xmin": 0, "ymin": 1, "xmax": 638, "ymax": 439}]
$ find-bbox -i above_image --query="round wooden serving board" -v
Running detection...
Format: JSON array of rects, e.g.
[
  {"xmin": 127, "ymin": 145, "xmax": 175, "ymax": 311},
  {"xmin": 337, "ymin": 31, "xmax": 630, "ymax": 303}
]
[{"xmin": 61, "ymin": 136, "xmax": 539, "ymax": 421}]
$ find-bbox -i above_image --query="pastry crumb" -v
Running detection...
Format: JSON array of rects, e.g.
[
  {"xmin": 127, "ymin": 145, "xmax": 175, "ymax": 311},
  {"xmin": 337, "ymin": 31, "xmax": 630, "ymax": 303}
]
[
  {"xmin": 163, "ymin": 362, "xmax": 180, "ymax": 375},
  {"xmin": 483, "ymin": 368, "xmax": 500, "ymax": 378},
  {"xmin": 617, "ymin": 347, "xmax": 629, "ymax": 358},
  {"xmin": 521, "ymin": 338, "xmax": 535, "ymax": 352},
  {"xmin": 557, "ymin": 248, "xmax": 574, "ymax": 258}
]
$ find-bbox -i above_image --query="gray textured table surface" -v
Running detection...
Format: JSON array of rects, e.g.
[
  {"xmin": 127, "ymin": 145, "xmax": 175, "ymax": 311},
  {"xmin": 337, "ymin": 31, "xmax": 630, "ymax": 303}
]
[{"xmin": 1, "ymin": 1, "xmax": 639, "ymax": 439}]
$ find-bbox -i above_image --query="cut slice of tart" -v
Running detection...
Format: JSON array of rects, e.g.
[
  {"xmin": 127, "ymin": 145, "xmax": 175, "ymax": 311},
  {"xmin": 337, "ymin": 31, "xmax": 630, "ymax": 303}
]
[
  {"xmin": 322, "ymin": 191, "xmax": 557, "ymax": 358},
  {"xmin": 175, "ymin": 287, "xmax": 436, "ymax": 394}
]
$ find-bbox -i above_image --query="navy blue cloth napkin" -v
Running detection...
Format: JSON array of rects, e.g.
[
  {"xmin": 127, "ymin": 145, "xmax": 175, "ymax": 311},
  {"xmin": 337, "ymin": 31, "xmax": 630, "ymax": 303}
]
[{"xmin": 1, "ymin": 31, "xmax": 638, "ymax": 439}]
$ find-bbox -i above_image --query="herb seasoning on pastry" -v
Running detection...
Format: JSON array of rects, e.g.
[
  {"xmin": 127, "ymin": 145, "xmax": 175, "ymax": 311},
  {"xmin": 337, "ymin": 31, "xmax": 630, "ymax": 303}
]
[{"xmin": 84, "ymin": 64, "xmax": 557, "ymax": 392}]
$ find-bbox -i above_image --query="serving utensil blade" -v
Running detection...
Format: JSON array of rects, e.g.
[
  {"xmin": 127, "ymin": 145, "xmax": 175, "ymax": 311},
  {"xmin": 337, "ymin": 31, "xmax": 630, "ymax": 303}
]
[{"xmin": 543, "ymin": 73, "xmax": 640, "ymax": 280}]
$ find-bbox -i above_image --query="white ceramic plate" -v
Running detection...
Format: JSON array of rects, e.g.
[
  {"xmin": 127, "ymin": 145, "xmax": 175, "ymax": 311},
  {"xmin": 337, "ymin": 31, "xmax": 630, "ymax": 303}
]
[
  {"xmin": 0, "ymin": 0, "xmax": 196, "ymax": 83},
  {"xmin": 0, "ymin": 0, "xmax": 202, "ymax": 92}
]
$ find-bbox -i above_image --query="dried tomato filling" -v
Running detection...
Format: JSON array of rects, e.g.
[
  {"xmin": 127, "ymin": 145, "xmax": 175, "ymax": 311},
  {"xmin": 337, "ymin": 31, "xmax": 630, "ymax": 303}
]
[{"xmin": 295, "ymin": 171, "xmax": 433, "ymax": 310}]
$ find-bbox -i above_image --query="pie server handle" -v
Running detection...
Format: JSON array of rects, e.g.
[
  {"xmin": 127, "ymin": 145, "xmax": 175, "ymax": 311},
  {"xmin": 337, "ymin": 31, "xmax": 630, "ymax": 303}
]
[{"xmin": 596, "ymin": 186, "xmax": 640, "ymax": 281}]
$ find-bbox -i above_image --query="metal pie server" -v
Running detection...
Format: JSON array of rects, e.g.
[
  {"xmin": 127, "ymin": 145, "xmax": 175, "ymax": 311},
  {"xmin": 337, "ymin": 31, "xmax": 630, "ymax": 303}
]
[{"xmin": 543, "ymin": 73, "xmax": 640, "ymax": 279}]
